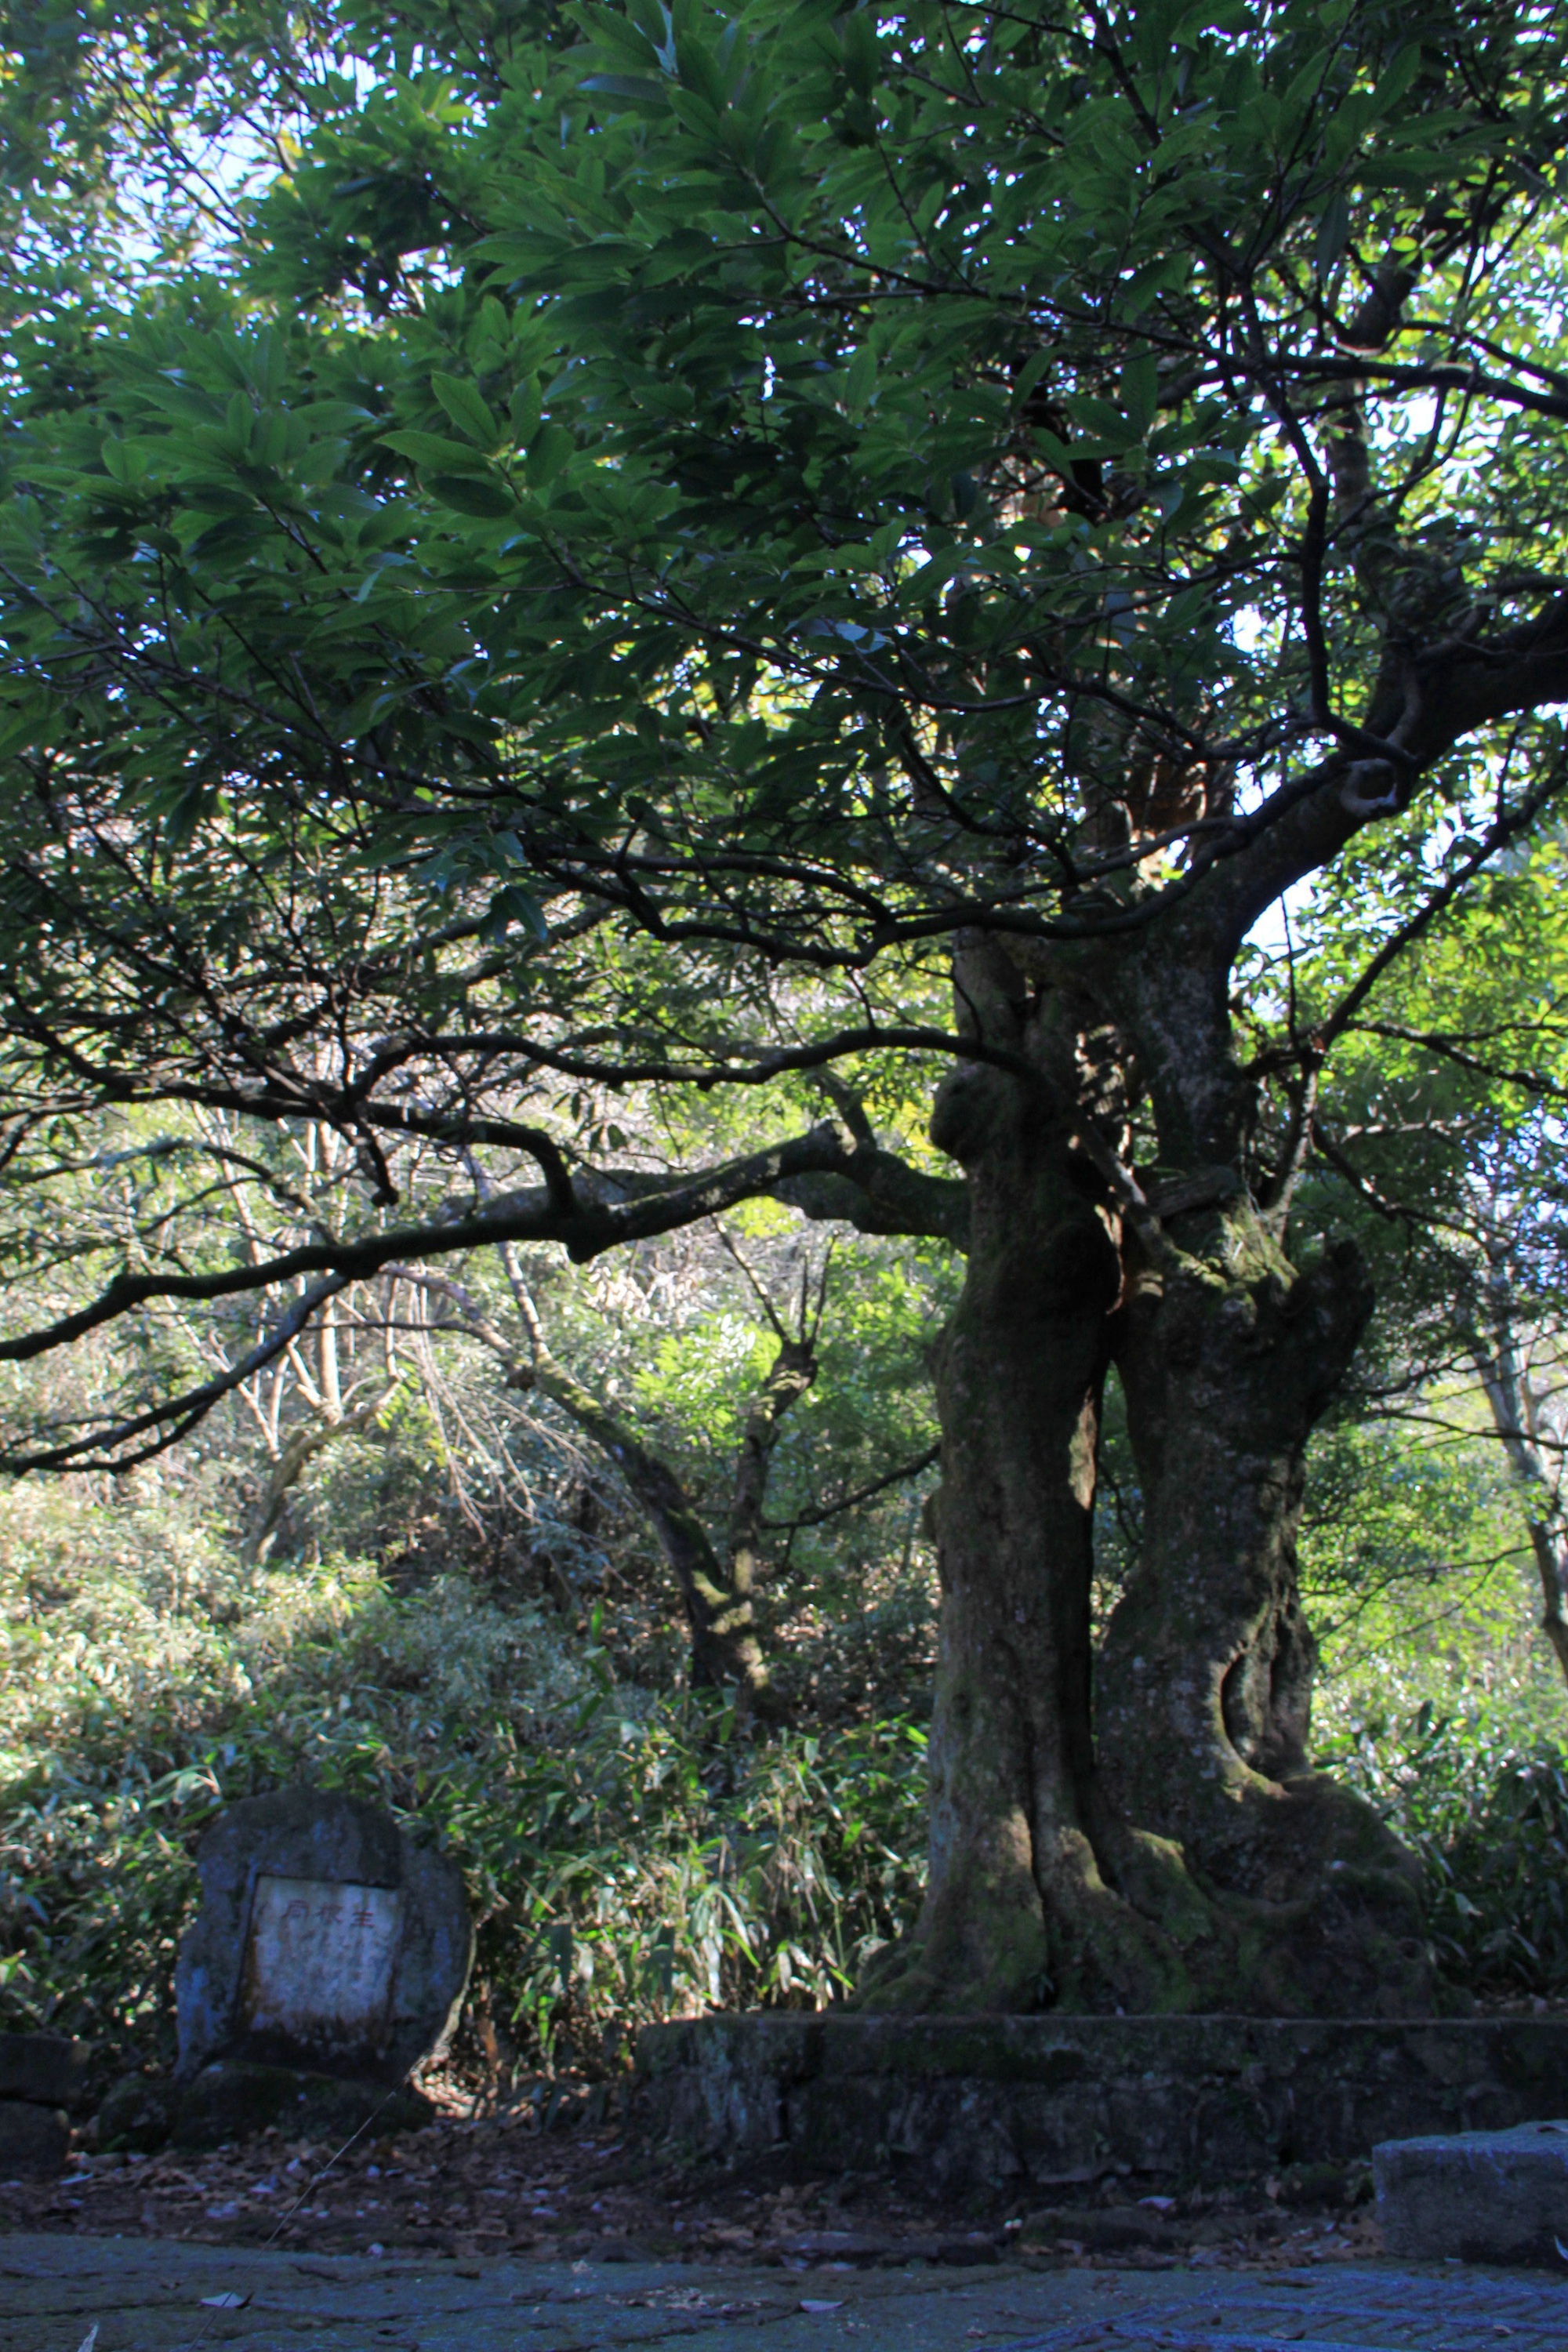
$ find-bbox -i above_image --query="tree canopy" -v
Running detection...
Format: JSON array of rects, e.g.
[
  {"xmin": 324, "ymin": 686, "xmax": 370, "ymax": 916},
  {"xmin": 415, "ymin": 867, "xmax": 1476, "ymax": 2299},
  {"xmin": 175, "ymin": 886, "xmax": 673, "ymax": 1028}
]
[{"xmin": 3, "ymin": 0, "xmax": 1568, "ymax": 2016}]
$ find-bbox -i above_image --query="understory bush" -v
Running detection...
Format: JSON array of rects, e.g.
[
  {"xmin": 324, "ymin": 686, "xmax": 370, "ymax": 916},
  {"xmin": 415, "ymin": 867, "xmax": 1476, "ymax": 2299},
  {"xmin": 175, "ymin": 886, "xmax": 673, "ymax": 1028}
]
[
  {"xmin": 9, "ymin": 1481, "xmax": 1568, "ymax": 2080},
  {"xmin": 0, "ymin": 1497, "xmax": 927, "ymax": 2082},
  {"xmin": 1329, "ymin": 1706, "xmax": 1568, "ymax": 1998}
]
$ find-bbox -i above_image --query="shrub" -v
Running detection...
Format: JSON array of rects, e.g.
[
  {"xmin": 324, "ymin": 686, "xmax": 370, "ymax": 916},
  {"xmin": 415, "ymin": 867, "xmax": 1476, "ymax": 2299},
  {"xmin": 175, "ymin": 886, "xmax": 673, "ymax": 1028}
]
[
  {"xmin": 0, "ymin": 1495, "xmax": 927, "ymax": 2078},
  {"xmin": 1330, "ymin": 1704, "xmax": 1568, "ymax": 1997}
]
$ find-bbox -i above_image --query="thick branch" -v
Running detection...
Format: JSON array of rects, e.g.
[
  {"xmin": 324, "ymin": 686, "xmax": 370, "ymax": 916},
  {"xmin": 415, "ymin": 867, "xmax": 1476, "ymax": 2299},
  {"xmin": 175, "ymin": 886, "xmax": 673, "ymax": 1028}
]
[{"xmin": 0, "ymin": 1124, "xmax": 860, "ymax": 1367}]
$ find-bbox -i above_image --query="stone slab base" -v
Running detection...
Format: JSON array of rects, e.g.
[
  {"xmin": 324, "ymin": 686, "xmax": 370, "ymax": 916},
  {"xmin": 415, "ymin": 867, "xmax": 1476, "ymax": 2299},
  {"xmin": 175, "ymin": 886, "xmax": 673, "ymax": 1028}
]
[
  {"xmin": 0, "ymin": 2099, "xmax": 71, "ymax": 2175},
  {"xmin": 174, "ymin": 2061, "xmax": 434, "ymax": 2149},
  {"xmin": 96, "ymin": 2072, "xmax": 177, "ymax": 2154},
  {"xmin": 0, "ymin": 2032, "xmax": 85, "ymax": 2107},
  {"xmin": 1376, "ymin": 2119, "xmax": 1568, "ymax": 2264},
  {"xmin": 634, "ymin": 2015, "xmax": 1568, "ymax": 2191}
]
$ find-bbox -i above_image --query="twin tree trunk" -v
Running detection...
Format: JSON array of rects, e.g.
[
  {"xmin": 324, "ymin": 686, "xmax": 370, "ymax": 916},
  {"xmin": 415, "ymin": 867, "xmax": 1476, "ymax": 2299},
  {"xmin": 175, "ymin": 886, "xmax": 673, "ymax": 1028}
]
[{"xmin": 861, "ymin": 938, "xmax": 1430, "ymax": 2018}]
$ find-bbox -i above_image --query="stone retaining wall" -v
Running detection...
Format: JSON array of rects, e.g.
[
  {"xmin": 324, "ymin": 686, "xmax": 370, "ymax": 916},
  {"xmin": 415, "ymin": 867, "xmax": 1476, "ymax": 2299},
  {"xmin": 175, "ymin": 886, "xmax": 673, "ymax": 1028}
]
[
  {"xmin": 633, "ymin": 2015, "xmax": 1568, "ymax": 2190},
  {"xmin": 0, "ymin": 2032, "xmax": 85, "ymax": 2176}
]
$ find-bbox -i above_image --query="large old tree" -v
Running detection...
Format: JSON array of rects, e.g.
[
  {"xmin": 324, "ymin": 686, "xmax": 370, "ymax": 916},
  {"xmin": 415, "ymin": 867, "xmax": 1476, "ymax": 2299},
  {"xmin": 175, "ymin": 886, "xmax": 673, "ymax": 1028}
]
[{"xmin": 2, "ymin": 0, "xmax": 1566, "ymax": 2013}]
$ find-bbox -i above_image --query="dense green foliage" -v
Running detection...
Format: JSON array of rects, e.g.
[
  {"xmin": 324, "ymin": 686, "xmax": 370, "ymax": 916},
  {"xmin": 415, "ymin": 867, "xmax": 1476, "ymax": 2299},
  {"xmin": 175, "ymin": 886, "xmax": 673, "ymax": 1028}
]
[
  {"xmin": 0, "ymin": 0, "xmax": 1563, "ymax": 1465},
  {"xmin": 8, "ymin": 1465, "xmax": 1568, "ymax": 2082},
  {"xmin": 1335, "ymin": 1708, "xmax": 1568, "ymax": 1997},
  {"xmin": 0, "ymin": 1482, "xmax": 929, "ymax": 2077},
  {"xmin": 4, "ymin": 0, "xmax": 1568, "ymax": 2041}
]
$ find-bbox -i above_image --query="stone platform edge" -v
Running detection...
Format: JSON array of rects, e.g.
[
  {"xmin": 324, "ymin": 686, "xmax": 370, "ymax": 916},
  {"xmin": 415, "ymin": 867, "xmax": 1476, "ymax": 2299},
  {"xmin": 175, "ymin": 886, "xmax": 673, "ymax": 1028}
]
[{"xmin": 632, "ymin": 2014, "xmax": 1568, "ymax": 2191}]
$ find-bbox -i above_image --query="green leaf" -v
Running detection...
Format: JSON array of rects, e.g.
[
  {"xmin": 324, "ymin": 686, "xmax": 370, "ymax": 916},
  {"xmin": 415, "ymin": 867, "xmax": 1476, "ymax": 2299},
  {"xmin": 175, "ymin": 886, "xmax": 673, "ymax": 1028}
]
[
  {"xmin": 1070, "ymin": 394, "xmax": 1134, "ymax": 446},
  {"xmin": 525, "ymin": 423, "xmax": 575, "ymax": 489},
  {"xmin": 1316, "ymin": 189, "xmax": 1352, "ymax": 275},
  {"xmin": 1013, "ymin": 350, "xmax": 1052, "ymax": 408},
  {"xmin": 840, "ymin": 9, "xmax": 879, "ymax": 97},
  {"xmin": 510, "ymin": 378, "xmax": 544, "ymax": 441},
  {"xmin": 431, "ymin": 374, "xmax": 503, "ymax": 452},
  {"xmin": 429, "ymin": 474, "xmax": 516, "ymax": 518},
  {"xmin": 579, "ymin": 73, "xmax": 667, "ymax": 102},
  {"xmin": 380, "ymin": 430, "xmax": 494, "ymax": 474},
  {"xmin": 484, "ymin": 881, "xmax": 550, "ymax": 941},
  {"xmin": 844, "ymin": 346, "xmax": 877, "ymax": 412},
  {"xmin": 1119, "ymin": 355, "xmax": 1158, "ymax": 441},
  {"xmin": 1372, "ymin": 43, "xmax": 1424, "ymax": 115}
]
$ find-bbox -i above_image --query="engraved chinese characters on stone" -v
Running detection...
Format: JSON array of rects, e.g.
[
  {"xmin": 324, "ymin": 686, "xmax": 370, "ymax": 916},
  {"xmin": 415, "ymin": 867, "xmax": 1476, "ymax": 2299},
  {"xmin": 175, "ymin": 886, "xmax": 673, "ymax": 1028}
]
[
  {"xmin": 176, "ymin": 1791, "xmax": 472, "ymax": 2097},
  {"xmin": 238, "ymin": 1876, "xmax": 403, "ymax": 2048}
]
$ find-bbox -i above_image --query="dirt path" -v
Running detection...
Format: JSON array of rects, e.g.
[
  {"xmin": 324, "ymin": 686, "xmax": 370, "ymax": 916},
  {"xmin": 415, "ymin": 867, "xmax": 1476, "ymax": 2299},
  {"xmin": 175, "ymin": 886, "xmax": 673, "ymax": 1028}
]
[{"xmin": 0, "ymin": 2109, "xmax": 1379, "ymax": 2274}]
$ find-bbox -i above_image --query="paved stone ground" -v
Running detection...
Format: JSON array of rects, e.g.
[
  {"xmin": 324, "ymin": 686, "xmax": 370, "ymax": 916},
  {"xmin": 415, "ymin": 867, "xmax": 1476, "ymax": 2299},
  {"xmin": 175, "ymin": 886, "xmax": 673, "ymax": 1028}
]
[{"xmin": 5, "ymin": 2238, "xmax": 1568, "ymax": 2352}]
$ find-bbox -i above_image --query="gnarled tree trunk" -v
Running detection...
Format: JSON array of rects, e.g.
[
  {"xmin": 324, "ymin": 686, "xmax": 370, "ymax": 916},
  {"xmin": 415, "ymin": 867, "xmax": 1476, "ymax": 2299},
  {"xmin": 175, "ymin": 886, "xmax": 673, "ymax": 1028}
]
[
  {"xmin": 1095, "ymin": 1215, "xmax": 1427, "ymax": 2015},
  {"xmin": 868, "ymin": 1054, "xmax": 1116, "ymax": 2011},
  {"xmin": 858, "ymin": 930, "xmax": 1429, "ymax": 2016}
]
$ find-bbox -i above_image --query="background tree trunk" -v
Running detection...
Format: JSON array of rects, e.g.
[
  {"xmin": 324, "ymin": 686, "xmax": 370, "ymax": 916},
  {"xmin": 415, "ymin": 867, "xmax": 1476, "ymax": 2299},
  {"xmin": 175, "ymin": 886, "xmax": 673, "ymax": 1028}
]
[
  {"xmin": 1467, "ymin": 1234, "xmax": 1568, "ymax": 1693},
  {"xmin": 723, "ymin": 1332, "xmax": 817, "ymax": 1646},
  {"xmin": 521, "ymin": 1348, "xmax": 786, "ymax": 1713}
]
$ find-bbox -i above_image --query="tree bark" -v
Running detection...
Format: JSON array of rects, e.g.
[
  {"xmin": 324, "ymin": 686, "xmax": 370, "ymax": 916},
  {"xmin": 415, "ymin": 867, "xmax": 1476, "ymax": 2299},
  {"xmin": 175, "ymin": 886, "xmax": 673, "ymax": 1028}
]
[
  {"xmin": 1094, "ymin": 1214, "xmax": 1428, "ymax": 2013},
  {"xmin": 1467, "ymin": 1236, "xmax": 1568, "ymax": 1694},
  {"xmin": 724, "ymin": 1334, "xmax": 817, "ymax": 1627},
  {"xmin": 860, "ymin": 946, "xmax": 1203, "ymax": 2010},
  {"xmin": 1529, "ymin": 1522, "xmax": 1568, "ymax": 1690},
  {"xmin": 863, "ymin": 1059, "xmax": 1115, "ymax": 2008},
  {"xmin": 858, "ymin": 934, "xmax": 1430, "ymax": 2016}
]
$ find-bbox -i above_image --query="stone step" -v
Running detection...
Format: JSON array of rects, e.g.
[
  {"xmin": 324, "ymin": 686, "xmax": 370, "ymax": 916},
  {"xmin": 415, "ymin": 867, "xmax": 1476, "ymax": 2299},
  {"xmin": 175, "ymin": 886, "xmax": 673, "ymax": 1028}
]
[
  {"xmin": 0, "ymin": 2031, "xmax": 85, "ymax": 2108},
  {"xmin": 1375, "ymin": 2118, "xmax": 1568, "ymax": 2265}
]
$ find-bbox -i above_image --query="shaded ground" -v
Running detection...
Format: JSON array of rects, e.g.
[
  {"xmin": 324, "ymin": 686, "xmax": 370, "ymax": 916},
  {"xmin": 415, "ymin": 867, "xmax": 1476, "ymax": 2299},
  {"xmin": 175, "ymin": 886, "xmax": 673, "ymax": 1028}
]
[
  {"xmin": 6, "ymin": 2236, "xmax": 1568, "ymax": 2352},
  {"xmin": 0, "ymin": 2104, "xmax": 1380, "ymax": 2274}
]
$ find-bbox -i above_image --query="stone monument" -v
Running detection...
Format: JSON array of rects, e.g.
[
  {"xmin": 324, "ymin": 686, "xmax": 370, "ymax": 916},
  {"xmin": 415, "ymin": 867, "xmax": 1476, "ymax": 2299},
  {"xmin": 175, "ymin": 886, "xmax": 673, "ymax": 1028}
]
[{"xmin": 172, "ymin": 1788, "xmax": 473, "ymax": 2147}]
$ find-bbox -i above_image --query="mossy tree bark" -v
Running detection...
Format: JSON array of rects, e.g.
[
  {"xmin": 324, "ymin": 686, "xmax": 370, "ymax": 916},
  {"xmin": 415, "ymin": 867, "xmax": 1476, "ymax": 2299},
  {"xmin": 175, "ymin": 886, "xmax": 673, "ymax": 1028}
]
[
  {"xmin": 861, "ymin": 935, "xmax": 1169, "ymax": 2012},
  {"xmin": 1094, "ymin": 1225, "xmax": 1427, "ymax": 2015},
  {"xmin": 858, "ymin": 916, "xmax": 1430, "ymax": 2016}
]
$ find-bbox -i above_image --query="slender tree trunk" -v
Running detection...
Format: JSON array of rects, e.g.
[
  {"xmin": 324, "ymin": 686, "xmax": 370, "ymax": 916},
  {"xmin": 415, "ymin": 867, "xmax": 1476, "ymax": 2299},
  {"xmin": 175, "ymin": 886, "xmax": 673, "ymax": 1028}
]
[
  {"xmin": 1468, "ymin": 1242, "xmax": 1568, "ymax": 1696},
  {"xmin": 724, "ymin": 1334, "xmax": 816, "ymax": 1642},
  {"xmin": 1527, "ymin": 1522, "xmax": 1568, "ymax": 1687},
  {"xmin": 238, "ymin": 1395, "xmax": 390, "ymax": 1567},
  {"xmin": 525, "ymin": 1351, "xmax": 782, "ymax": 1710}
]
